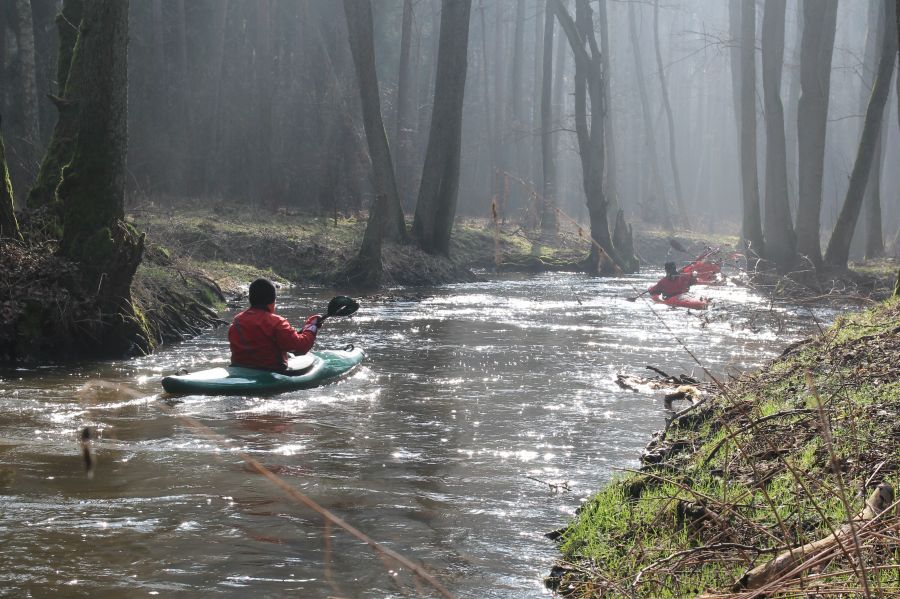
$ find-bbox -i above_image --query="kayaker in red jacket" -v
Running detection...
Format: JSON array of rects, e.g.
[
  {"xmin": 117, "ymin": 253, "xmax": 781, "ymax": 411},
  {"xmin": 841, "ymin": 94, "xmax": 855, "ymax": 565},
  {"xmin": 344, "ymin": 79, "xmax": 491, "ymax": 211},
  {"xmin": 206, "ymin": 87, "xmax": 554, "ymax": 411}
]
[
  {"xmin": 648, "ymin": 262, "xmax": 695, "ymax": 299},
  {"xmin": 228, "ymin": 278, "xmax": 323, "ymax": 371}
]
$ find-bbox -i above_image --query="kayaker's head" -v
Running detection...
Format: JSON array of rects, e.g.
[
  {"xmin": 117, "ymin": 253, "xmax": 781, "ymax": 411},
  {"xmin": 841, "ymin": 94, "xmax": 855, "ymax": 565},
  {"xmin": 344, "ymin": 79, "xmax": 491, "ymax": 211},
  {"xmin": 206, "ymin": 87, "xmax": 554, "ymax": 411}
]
[
  {"xmin": 249, "ymin": 278, "xmax": 277, "ymax": 312},
  {"xmin": 664, "ymin": 261, "xmax": 678, "ymax": 278}
]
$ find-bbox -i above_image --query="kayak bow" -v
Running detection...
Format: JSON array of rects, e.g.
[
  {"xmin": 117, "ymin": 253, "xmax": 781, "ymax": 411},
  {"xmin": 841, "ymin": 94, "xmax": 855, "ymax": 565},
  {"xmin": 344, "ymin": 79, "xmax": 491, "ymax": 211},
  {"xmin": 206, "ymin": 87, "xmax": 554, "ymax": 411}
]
[{"xmin": 651, "ymin": 293, "xmax": 709, "ymax": 310}]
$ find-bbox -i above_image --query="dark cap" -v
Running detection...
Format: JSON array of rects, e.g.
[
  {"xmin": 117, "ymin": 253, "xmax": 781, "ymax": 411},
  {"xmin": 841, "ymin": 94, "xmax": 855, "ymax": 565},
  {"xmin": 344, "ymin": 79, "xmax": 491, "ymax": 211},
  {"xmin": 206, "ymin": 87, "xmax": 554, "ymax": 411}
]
[
  {"xmin": 664, "ymin": 261, "xmax": 678, "ymax": 276},
  {"xmin": 249, "ymin": 278, "xmax": 276, "ymax": 308}
]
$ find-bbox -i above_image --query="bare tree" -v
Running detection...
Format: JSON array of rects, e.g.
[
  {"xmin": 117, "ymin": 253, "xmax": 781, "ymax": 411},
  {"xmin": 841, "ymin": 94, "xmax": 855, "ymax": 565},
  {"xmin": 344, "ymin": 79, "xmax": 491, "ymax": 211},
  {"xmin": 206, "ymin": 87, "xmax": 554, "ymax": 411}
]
[
  {"xmin": 508, "ymin": 0, "xmax": 527, "ymax": 211},
  {"xmin": 412, "ymin": 0, "xmax": 472, "ymax": 255},
  {"xmin": 761, "ymin": 0, "xmax": 795, "ymax": 269},
  {"xmin": 342, "ymin": 0, "xmax": 408, "ymax": 245},
  {"xmin": 530, "ymin": 0, "xmax": 545, "ymax": 214},
  {"xmin": 0, "ymin": 115, "xmax": 22, "ymax": 241},
  {"xmin": 859, "ymin": 0, "xmax": 888, "ymax": 259},
  {"xmin": 627, "ymin": 1, "xmax": 672, "ymax": 229},
  {"xmin": 596, "ymin": 0, "xmax": 618, "ymax": 216},
  {"xmin": 553, "ymin": 0, "xmax": 636, "ymax": 274},
  {"xmin": 795, "ymin": 0, "xmax": 838, "ymax": 266},
  {"xmin": 540, "ymin": 0, "xmax": 557, "ymax": 237},
  {"xmin": 394, "ymin": 0, "xmax": 415, "ymax": 209},
  {"xmin": 737, "ymin": 0, "xmax": 764, "ymax": 257},
  {"xmin": 653, "ymin": 0, "xmax": 687, "ymax": 226},
  {"xmin": 824, "ymin": 0, "xmax": 897, "ymax": 268}
]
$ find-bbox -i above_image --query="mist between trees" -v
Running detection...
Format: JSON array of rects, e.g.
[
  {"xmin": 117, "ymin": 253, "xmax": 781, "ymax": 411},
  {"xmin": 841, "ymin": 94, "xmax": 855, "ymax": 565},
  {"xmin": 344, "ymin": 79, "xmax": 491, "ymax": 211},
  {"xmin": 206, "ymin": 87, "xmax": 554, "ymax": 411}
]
[{"xmin": 2, "ymin": 0, "xmax": 900, "ymax": 272}]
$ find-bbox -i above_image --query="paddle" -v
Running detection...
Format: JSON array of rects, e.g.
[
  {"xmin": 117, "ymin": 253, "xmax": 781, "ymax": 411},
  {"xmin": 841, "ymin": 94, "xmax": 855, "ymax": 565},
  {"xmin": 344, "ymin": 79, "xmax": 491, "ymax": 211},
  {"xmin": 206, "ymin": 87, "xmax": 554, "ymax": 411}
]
[
  {"xmin": 318, "ymin": 295, "xmax": 359, "ymax": 324},
  {"xmin": 626, "ymin": 289, "xmax": 651, "ymax": 302}
]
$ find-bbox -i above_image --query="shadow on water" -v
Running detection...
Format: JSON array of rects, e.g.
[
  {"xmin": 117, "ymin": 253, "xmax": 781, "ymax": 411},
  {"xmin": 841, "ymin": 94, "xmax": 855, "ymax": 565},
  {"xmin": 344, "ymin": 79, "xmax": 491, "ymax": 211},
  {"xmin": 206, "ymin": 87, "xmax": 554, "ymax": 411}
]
[{"xmin": 0, "ymin": 273, "xmax": 835, "ymax": 597}]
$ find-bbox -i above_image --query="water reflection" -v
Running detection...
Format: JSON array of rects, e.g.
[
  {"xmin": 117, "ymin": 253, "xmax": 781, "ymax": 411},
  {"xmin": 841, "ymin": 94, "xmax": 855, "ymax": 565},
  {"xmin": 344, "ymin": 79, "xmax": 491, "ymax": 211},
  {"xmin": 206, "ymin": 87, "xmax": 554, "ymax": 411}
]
[{"xmin": 0, "ymin": 273, "xmax": 832, "ymax": 597}]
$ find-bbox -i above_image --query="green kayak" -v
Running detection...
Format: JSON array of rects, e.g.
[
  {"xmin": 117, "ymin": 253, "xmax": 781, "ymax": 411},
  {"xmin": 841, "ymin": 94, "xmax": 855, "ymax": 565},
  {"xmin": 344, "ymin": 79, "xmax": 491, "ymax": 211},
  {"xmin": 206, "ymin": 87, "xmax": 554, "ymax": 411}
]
[{"xmin": 161, "ymin": 347, "xmax": 364, "ymax": 395}]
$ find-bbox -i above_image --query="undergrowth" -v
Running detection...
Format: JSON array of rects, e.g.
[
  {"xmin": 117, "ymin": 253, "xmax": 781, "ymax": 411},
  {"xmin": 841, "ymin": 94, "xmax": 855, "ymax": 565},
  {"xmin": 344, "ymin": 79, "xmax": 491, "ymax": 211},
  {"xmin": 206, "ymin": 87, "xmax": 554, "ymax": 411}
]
[{"xmin": 549, "ymin": 298, "xmax": 900, "ymax": 597}]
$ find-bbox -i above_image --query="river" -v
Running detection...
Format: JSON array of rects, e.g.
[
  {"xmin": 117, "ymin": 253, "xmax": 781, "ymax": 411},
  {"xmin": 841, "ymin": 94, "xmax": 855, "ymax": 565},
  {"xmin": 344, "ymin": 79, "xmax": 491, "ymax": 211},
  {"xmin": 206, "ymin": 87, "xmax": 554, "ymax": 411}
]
[{"xmin": 0, "ymin": 273, "xmax": 833, "ymax": 598}]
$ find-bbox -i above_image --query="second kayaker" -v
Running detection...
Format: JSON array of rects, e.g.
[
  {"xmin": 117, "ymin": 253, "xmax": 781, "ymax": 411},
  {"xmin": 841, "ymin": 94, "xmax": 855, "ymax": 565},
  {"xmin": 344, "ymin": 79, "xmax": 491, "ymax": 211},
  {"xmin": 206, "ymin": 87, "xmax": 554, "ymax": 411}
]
[
  {"xmin": 648, "ymin": 261, "xmax": 695, "ymax": 299},
  {"xmin": 228, "ymin": 278, "xmax": 323, "ymax": 371}
]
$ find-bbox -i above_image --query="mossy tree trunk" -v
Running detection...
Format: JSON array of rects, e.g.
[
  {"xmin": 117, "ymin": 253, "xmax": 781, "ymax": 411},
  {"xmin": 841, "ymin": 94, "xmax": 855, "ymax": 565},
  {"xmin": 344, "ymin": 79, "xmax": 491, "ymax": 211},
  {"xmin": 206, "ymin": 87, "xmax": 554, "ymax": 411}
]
[
  {"xmin": 412, "ymin": 0, "xmax": 472, "ymax": 255},
  {"xmin": 26, "ymin": 0, "xmax": 84, "ymax": 219},
  {"xmin": 342, "ymin": 0, "xmax": 408, "ymax": 245},
  {"xmin": 57, "ymin": 0, "xmax": 149, "ymax": 356},
  {"xmin": 0, "ymin": 116, "xmax": 22, "ymax": 241}
]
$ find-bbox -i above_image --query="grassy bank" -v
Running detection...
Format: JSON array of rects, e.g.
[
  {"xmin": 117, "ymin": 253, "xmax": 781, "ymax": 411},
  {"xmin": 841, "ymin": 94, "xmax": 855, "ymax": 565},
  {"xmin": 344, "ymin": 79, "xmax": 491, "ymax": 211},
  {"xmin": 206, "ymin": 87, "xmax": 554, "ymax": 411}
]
[
  {"xmin": 548, "ymin": 297, "xmax": 900, "ymax": 597},
  {"xmin": 133, "ymin": 205, "xmax": 596, "ymax": 292}
]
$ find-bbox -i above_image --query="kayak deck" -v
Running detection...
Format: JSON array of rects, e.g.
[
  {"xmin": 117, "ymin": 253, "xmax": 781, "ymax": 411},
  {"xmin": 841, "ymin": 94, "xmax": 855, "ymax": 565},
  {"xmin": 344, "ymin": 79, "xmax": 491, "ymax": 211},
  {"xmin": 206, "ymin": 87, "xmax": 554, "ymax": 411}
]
[{"xmin": 161, "ymin": 348, "xmax": 364, "ymax": 395}]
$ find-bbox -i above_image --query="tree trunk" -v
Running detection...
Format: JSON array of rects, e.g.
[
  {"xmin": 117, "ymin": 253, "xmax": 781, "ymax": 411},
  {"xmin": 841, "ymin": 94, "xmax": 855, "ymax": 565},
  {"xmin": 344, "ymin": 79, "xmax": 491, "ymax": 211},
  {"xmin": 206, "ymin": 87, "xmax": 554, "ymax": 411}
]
[
  {"xmin": 26, "ymin": 0, "xmax": 84, "ymax": 215},
  {"xmin": 784, "ymin": 0, "xmax": 803, "ymax": 212},
  {"xmin": 627, "ymin": 1, "xmax": 671, "ymax": 229},
  {"xmin": 762, "ymin": 0, "xmax": 795, "ymax": 269},
  {"xmin": 199, "ymin": 0, "xmax": 229, "ymax": 196},
  {"xmin": 478, "ymin": 0, "xmax": 497, "ymax": 216},
  {"xmin": 57, "ymin": 0, "xmax": 149, "ymax": 355},
  {"xmin": 653, "ymin": 0, "xmax": 688, "ymax": 226},
  {"xmin": 795, "ymin": 0, "xmax": 838, "ymax": 266},
  {"xmin": 0, "ymin": 116, "xmax": 22, "ymax": 241},
  {"xmin": 530, "ymin": 0, "xmax": 545, "ymax": 220},
  {"xmin": 394, "ymin": 0, "xmax": 415, "ymax": 210},
  {"xmin": 13, "ymin": 0, "xmax": 40, "ymax": 176},
  {"xmin": 540, "ymin": 0, "xmax": 557, "ymax": 238},
  {"xmin": 553, "ymin": 0, "xmax": 636, "ymax": 274},
  {"xmin": 345, "ymin": 194, "xmax": 386, "ymax": 289},
  {"xmin": 492, "ymin": 0, "xmax": 508, "ymax": 220},
  {"xmin": 597, "ymin": 0, "xmax": 618, "ymax": 216},
  {"xmin": 738, "ymin": 0, "xmax": 765, "ymax": 257},
  {"xmin": 342, "ymin": 0, "xmax": 408, "ymax": 244},
  {"xmin": 508, "ymin": 0, "xmax": 526, "ymax": 211},
  {"xmin": 824, "ymin": 0, "xmax": 897, "ymax": 268},
  {"xmin": 412, "ymin": 0, "xmax": 472, "ymax": 255},
  {"xmin": 861, "ymin": 0, "xmax": 887, "ymax": 259}
]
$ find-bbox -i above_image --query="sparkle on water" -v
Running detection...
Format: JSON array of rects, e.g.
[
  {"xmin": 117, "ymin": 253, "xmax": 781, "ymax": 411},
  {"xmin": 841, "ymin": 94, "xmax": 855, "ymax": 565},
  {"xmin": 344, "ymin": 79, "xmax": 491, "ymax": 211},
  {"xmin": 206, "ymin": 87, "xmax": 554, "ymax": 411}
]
[{"xmin": 0, "ymin": 273, "xmax": 834, "ymax": 597}]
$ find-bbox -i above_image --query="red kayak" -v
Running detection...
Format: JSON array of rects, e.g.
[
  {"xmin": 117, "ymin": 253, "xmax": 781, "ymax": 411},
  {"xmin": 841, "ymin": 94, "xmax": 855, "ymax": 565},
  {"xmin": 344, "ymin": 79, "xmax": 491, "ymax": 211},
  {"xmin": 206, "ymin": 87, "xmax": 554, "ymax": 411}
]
[
  {"xmin": 651, "ymin": 293, "xmax": 709, "ymax": 310},
  {"xmin": 683, "ymin": 249, "xmax": 723, "ymax": 285}
]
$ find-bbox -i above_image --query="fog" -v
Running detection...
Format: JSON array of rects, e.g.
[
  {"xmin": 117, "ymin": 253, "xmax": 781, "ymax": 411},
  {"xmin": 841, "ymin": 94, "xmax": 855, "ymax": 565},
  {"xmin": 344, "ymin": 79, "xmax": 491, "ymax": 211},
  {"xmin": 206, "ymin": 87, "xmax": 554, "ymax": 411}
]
[{"xmin": 2, "ymin": 0, "xmax": 898, "ymax": 261}]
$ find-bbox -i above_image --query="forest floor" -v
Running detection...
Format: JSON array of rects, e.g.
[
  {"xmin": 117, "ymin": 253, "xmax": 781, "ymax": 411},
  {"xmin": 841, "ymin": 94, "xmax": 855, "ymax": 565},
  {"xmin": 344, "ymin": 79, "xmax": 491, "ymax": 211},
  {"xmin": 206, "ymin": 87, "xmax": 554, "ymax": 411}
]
[{"xmin": 546, "ymin": 295, "xmax": 900, "ymax": 597}]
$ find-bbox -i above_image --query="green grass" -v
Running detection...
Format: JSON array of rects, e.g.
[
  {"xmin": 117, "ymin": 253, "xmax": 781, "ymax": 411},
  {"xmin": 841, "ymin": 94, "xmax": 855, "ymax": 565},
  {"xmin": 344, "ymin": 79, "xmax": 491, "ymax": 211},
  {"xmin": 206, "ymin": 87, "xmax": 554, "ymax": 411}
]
[{"xmin": 551, "ymin": 298, "xmax": 900, "ymax": 597}]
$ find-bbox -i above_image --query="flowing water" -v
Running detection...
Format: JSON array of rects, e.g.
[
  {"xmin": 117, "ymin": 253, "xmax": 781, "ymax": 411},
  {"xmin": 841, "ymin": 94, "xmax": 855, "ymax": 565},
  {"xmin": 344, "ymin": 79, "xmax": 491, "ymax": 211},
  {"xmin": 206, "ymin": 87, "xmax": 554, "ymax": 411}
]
[{"xmin": 0, "ymin": 273, "xmax": 834, "ymax": 598}]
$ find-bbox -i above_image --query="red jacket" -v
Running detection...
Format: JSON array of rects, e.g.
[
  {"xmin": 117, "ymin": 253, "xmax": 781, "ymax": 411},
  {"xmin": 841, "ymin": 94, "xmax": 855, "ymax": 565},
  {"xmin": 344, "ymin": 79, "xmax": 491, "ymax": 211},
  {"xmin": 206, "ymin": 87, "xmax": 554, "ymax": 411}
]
[
  {"xmin": 228, "ymin": 308, "xmax": 317, "ymax": 371},
  {"xmin": 649, "ymin": 273, "xmax": 694, "ymax": 299}
]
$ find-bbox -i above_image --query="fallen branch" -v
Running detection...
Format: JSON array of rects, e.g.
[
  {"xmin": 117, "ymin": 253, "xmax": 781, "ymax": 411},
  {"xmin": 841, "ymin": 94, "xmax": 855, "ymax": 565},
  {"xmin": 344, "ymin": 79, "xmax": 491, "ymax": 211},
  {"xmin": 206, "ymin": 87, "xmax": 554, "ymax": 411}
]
[{"xmin": 734, "ymin": 483, "xmax": 894, "ymax": 591}]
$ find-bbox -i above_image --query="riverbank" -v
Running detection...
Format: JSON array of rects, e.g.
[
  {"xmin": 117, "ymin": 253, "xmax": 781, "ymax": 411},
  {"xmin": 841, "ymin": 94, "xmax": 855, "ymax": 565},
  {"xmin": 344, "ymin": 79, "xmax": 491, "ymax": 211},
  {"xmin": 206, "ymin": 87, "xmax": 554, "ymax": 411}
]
[{"xmin": 546, "ymin": 294, "xmax": 900, "ymax": 597}]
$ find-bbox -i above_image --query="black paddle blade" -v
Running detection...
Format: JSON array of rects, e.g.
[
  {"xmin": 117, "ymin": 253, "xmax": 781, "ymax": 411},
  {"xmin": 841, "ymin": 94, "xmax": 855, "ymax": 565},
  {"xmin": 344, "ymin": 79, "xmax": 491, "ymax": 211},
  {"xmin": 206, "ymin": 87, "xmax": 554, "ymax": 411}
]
[
  {"xmin": 326, "ymin": 296, "xmax": 359, "ymax": 318},
  {"xmin": 668, "ymin": 238, "xmax": 688, "ymax": 253}
]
